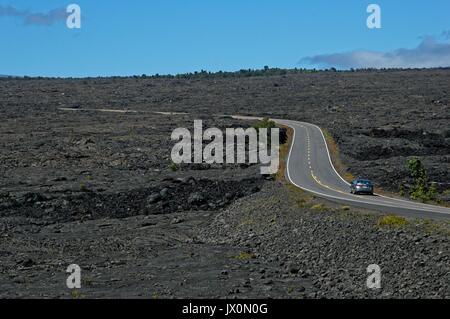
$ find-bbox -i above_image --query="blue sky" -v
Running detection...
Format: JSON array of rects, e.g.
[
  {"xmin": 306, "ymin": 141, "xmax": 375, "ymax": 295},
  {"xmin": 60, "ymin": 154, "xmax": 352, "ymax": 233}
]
[{"xmin": 1, "ymin": 0, "xmax": 449, "ymax": 77}]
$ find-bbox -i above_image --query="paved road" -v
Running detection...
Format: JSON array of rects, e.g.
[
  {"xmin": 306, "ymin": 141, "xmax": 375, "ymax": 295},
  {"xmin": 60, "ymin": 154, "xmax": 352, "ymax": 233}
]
[
  {"xmin": 233, "ymin": 116, "xmax": 450, "ymax": 221},
  {"xmin": 58, "ymin": 108, "xmax": 450, "ymax": 220}
]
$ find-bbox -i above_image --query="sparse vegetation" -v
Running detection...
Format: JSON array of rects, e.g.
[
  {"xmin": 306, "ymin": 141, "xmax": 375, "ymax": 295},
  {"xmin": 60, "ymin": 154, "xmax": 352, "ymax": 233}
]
[
  {"xmin": 70, "ymin": 290, "xmax": 83, "ymax": 299},
  {"xmin": 233, "ymin": 251, "xmax": 255, "ymax": 260},
  {"xmin": 416, "ymin": 219, "xmax": 450, "ymax": 236},
  {"xmin": 311, "ymin": 204, "xmax": 327, "ymax": 212},
  {"xmin": 168, "ymin": 161, "xmax": 180, "ymax": 172},
  {"xmin": 80, "ymin": 182, "xmax": 90, "ymax": 192},
  {"xmin": 286, "ymin": 184, "xmax": 314, "ymax": 208},
  {"xmin": 377, "ymin": 215, "xmax": 408, "ymax": 228}
]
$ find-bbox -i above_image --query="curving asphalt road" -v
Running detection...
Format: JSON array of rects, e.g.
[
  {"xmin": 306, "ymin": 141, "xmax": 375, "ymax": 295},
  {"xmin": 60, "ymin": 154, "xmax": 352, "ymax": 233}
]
[
  {"xmin": 58, "ymin": 108, "xmax": 450, "ymax": 220},
  {"xmin": 232, "ymin": 116, "xmax": 450, "ymax": 221}
]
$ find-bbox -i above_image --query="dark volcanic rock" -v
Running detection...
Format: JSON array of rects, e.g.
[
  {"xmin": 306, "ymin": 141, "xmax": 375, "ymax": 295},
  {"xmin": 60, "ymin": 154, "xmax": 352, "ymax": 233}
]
[
  {"xmin": 199, "ymin": 183, "xmax": 450, "ymax": 299},
  {"xmin": 0, "ymin": 178, "xmax": 264, "ymax": 222},
  {"xmin": 188, "ymin": 192, "xmax": 206, "ymax": 205},
  {"xmin": 0, "ymin": 70, "xmax": 449, "ymax": 298},
  {"xmin": 147, "ymin": 193, "xmax": 161, "ymax": 204}
]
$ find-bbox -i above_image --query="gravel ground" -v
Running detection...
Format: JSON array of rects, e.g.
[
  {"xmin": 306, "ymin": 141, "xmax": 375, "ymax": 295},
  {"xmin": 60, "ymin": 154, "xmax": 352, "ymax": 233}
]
[
  {"xmin": 2, "ymin": 180, "xmax": 448, "ymax": 298},
  {"xmin": 200, "ymin": 182, "xmax": 450, "ymax": 299}
]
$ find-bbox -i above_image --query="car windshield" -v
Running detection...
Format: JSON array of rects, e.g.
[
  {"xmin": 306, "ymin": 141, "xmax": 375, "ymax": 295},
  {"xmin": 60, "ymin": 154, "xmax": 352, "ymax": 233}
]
[{"xmin": 356, "ymin": 180, "xmax": 372, "ymax": 185}]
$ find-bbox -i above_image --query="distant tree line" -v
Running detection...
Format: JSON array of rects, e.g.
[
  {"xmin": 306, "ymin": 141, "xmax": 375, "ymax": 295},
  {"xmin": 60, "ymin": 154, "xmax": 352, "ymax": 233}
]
[
  {"xmin": 136, "ymin": 66, "xmax": 450, "ymax": 80},
  {"xmin": 3, "ymin": 66, "xmax": 450, "ymax": 80},
  {"xmin": 143, "ymin": 66, "xmax": 319, "ymax": 79}
]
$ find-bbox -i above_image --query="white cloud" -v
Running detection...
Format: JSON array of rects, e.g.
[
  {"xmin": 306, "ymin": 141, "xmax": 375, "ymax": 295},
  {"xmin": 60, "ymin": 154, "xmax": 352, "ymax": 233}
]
[
  {"xmin": 0, "ymin": 5, "xmax": 66, "ymax": 26},
  {"xmin": 301, "ymin": 35, "xmax": 450, "ymax": 69}
]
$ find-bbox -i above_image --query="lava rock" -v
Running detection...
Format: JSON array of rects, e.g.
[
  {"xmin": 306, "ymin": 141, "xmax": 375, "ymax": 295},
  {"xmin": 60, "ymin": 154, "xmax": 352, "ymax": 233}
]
[
  {"xmin": 188, "ymin": 192, "xmax": 206, "ymax": 205},
  {"xmin": 147, "ymin": 193, "xmax": 162, "ymax": 204}
]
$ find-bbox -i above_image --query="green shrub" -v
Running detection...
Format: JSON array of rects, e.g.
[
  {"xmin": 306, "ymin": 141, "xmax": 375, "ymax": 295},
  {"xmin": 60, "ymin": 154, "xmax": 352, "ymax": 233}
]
[
  {"xmin": 252, "ymin": 117, "xmax": 286, "ymax": 146},
  {"xmin": 406, "ymin": 157, "xmax": 437, "ymax": 202},
  {"xmin": 252, "ymin": 117, "xmax": 277, "ymax": 130}
]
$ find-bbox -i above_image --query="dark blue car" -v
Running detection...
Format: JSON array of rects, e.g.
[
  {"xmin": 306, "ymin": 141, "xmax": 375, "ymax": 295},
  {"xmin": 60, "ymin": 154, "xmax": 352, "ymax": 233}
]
[{"xmin": 350, "ymin": 179, "xmax": 374, "ymax": 195}]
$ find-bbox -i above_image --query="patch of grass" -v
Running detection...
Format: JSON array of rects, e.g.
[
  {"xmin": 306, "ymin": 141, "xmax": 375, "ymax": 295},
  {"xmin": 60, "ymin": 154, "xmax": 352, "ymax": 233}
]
[
  {"xmin": 233, "ymin": 251, "xmax": 255, "ymax": 260},
  {"xmin": 311, "ymin": 203, "xmax": 327, "ymax": 212},
  {"xmin": 416, "ymin": 219, "xmax": 450, "ymax": 236},
  {"xmin": 70, "ymin": 290, "xmax": 84, "ymax": 299},
  {"xmin": 79, "ymin": 182, "xmax": 90, "ymax": 192},
  {"xmin": 322, "ymin": 128, "xmax": 354, "ymax": 182},
  {"xmin": 286, "ymin": 184, "xmax": 315, "ymax": 208},
  {"xmin": 294, "ymin": 197, "xmax": 308, "ymax": 208},
  {"xmin": 168, "ymin": 161, "xmax": 179, "ymax": 172},
  {"xmin": 377, "ymin": 215, "xmax": 408, "ymax": 228}
]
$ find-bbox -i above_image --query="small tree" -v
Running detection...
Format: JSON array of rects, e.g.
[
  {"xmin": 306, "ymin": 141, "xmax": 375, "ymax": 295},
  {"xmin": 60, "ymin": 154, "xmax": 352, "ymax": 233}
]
[
  {"xmin": 252, "ymin": 118, "xmax": 287, "ymax": 145},
  {"xmin": 253, "ymin": 117, "xmax": 276, "ymax": 130},
  {"xmin": 399, "ymin": 183, "xmax": 405, "ymax": 196},
  {"xmin": 406, "ymin": 157, "xmax": 437, "ymax": 202}
]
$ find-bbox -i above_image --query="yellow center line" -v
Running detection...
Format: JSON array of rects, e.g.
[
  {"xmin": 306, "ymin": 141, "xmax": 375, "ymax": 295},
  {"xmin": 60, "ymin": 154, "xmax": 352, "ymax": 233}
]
[{"xmin": 310, "ymin": 171, "xmax": 352, "ymax": 196}]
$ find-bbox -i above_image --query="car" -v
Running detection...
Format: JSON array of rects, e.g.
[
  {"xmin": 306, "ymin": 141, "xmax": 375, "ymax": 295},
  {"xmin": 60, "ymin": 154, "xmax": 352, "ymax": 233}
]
[{"xmin": 350, "ymin": 178, "xmax": 374, "ymax": 195}]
